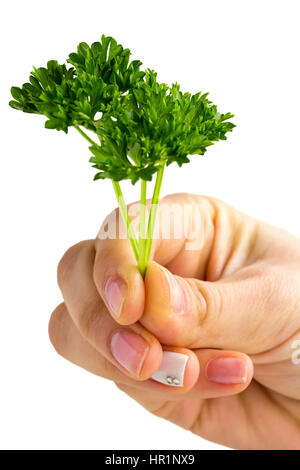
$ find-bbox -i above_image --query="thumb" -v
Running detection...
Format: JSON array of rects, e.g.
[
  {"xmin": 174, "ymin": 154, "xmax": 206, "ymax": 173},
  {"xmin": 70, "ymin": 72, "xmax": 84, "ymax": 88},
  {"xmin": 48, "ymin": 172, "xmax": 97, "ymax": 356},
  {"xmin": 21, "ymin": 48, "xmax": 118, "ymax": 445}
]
[
  {"xmin": 141, "ymin": 261, "xmax": 276, "ymax": 354},
  {"xmin": 93, "ymin": 193, "xmax": 215, "ymax": 325}
]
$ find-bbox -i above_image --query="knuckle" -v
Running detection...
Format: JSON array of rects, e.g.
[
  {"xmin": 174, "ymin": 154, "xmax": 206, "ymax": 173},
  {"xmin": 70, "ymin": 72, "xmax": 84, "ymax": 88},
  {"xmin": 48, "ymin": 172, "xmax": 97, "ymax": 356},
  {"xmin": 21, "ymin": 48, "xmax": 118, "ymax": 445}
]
[
  {"xmin": 48, "ymin": 303, "xmax": 68, "ymax": 354},
  {"xmin": 115, "ymin": 382, "xmax": 126, "ymax": 391},
  {"xmin": 207, "ymin": 283, "xmax": 223, "ymax": 320},
  {"xmin": 115, "ymin": 382, "xmax": 130, "ymax": 392},
  {"xmin": 101, "ymin": 355, "xmax": 119, "ymax": 380},
  {"xmin": 181, "ymin": 279, "xmax": 223, "ymax": 346},
  {"xmin": 260, "ymin": 267, "xmax": 300, "ymax": 315},
  {"xmin": 57, "ymin": 241, "xmax": 85, "ymax": 289},
  {"xmin": 76, "ymin": 297, "xmax": 104, "ymax": 341},
  {"xmin": 190, "ymin": 278, "xmax": 225, "ymax": 347},
  {"xmin": 189, "ymin": 279, "xmax": 223, "ymax": 324},
  {"xmin": 98, "ymin": 206, "xmax": 130, "ymax": 239},
  {"xmin": 100, "ymin": 204, "xmax": 139, "ymax": 241}
]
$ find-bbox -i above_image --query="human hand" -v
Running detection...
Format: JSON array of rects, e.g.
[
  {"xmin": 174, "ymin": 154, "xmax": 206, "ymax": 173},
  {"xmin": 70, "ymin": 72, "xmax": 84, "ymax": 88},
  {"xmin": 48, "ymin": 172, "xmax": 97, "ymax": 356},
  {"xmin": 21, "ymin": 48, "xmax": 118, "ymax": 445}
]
[{"xmin": 49, "ymin": 193, "xmax": 300, "ymax": 449}]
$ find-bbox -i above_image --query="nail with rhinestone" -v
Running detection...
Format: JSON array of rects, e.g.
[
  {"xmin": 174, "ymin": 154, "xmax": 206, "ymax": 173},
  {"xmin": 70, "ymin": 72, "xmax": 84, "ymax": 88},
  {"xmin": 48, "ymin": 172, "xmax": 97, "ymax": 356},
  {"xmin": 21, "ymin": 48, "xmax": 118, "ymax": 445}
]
[{"xmin": 151, "ymin": 351, "xmax": 189, "ymax": 387}]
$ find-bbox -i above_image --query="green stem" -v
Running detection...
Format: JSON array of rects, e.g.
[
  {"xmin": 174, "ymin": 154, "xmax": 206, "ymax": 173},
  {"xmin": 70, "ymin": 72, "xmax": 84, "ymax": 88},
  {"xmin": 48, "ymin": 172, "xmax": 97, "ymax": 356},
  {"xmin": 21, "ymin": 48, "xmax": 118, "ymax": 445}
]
[
  {"xmin": 140, "ymin": 160, "xmax": 166, "ymax": 275},
  {"xmin": 138, "ymin": 179, "xmax": 147, "ymax": 277},
  {"xmin": 112, "ymin": 180, "xmax": 139, "ymax": 262},
  {"xmin": 74, "ymin": 125, "xmax": 98, "ymax": 146},
  {"xmin": 75, "ymin": 123, "xmax": 164, "ymax": 278}
]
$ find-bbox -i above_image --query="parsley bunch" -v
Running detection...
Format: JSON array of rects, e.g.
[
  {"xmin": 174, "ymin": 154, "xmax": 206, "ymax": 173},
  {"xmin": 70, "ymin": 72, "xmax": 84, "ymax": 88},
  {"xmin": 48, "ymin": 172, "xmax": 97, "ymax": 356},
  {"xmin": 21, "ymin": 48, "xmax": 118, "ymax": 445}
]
[{"xmin": 9, "ymin": 35, "xmax": 235, "ymax": 277}]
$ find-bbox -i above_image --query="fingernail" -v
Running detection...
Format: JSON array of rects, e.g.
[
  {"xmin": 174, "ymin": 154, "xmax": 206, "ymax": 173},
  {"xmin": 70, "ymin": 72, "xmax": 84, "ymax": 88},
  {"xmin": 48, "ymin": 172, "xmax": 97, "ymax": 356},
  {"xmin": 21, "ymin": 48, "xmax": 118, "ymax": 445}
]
[
  {"xmin": 105, "ymin": 276, "xmax": 127, "ymax": 317},
  {"xmin": 163, "ymin": 268, "xmax": 187, "ymax": 315},
  {"xmin": 151, "ymin": 351, "xmax": 189, "ymax": 387},
  {"xmin": 110, "ymin": 330, "xmax": 149, "ymax": 376},
  {"xmin": 206, "ymin": 357, "xmax": 248, "ymax": 384}
]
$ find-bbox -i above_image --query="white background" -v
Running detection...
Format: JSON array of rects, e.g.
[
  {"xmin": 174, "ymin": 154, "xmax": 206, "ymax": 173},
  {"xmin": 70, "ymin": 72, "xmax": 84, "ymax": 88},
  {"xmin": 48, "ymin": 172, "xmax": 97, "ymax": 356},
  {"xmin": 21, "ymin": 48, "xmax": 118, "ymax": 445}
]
[{"xmin": 1, "ymin": 0, "xmax": 299, "ymax": 450}]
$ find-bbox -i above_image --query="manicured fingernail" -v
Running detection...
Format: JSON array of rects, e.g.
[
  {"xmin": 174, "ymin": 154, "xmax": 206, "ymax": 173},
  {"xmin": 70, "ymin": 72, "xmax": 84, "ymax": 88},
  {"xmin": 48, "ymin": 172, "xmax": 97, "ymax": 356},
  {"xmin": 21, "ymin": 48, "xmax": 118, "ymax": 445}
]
[
  {"xmin": 110, "ymin": 330, "xmax": 149, "ymax": 376},
  {"xmin": 163, "ymin": 268, "xmax": 187, "ymax": 315},
  {"xmin": 206, "ymin": 357, "xmax": 248, "ymax": 384},
  {"xmin": 105, "ymin": 276, "xmax": 127, "ymax": 317},
  {"xmin": 151, "ymin": 351, "xmax": 189, "ymax": 387}
]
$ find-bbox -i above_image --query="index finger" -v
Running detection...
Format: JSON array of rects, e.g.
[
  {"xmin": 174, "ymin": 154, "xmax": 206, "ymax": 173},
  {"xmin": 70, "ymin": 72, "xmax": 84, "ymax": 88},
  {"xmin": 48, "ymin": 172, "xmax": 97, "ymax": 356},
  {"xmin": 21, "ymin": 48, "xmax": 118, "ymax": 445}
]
[{"xmin": 94, "ymin": 205, "xmax": 145, "ymax": 325}]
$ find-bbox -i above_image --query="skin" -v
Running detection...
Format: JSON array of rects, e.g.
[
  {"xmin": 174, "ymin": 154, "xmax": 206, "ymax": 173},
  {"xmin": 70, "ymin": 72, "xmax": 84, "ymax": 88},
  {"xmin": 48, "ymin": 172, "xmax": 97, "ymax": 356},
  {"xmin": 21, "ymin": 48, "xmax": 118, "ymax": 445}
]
[{"xmin": 49, "ymin": 193, "xmax": 300, "ymax": 450}]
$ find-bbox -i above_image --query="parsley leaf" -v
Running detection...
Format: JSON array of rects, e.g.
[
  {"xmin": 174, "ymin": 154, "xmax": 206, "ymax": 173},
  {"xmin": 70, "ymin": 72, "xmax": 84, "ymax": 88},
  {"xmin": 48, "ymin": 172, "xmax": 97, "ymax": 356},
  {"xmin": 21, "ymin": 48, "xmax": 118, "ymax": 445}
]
[{"xmin": 9, "ymin": 35, "xmax": 235, "ymax": 275}]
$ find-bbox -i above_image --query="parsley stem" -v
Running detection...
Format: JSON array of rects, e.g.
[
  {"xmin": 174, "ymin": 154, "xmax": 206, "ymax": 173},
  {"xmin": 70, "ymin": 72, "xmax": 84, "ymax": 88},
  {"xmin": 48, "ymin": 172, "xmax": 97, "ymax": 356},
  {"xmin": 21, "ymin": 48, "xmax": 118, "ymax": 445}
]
[
  {"xmin": 74, "ymin": 125, "xmax": 98, "ymax": 146},
  {"xmin": 138, "ymin": 179, "xmax": 147, "ymax": 277},
  {"xmin": 141, "ymin": 160, "xmax": 166, "ymax": 274},
  {"xmin": 112, "ymin": 180, "xmax": 139, "ymax": 262}
]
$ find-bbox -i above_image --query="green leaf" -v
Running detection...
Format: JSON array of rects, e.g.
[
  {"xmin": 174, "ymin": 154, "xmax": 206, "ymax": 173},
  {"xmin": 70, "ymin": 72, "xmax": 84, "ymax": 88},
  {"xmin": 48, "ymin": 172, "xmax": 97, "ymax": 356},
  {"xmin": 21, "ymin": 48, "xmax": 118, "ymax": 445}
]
[
  {"xmin": 45, "ymin": 118, "xmax": 60, "ymax": 129},
  {"xmin": 11, "ymin": 86, "xmax": 23, "ymax": 101},
  {"xmin": 9, "ymin": 100, "xmax": 23, "ymax": 110},
  {"xmin": 8, "ymin": 34, "xmax": 235, "ymax": 184}
]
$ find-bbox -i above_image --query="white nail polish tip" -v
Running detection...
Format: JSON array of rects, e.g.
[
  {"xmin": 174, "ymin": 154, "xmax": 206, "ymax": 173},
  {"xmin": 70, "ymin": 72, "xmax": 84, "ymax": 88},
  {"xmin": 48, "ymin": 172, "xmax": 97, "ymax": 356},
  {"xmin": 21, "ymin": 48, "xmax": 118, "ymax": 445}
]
[{"xmin": 151, "ymin": 351, "xmax": 189, "ymax": 387}]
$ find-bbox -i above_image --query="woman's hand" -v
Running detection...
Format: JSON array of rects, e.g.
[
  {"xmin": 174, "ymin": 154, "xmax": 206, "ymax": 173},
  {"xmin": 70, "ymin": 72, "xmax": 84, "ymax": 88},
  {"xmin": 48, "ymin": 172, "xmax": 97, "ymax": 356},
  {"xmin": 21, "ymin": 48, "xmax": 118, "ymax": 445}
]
[{"xmin": 49, "ymin": 193, "xmax": 300, "ymax": 450}]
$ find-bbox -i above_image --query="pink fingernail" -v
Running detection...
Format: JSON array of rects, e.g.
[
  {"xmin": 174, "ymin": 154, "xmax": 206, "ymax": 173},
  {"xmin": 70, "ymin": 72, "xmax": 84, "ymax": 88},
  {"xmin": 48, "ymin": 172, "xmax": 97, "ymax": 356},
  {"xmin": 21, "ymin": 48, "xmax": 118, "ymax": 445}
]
[
  {"xmin": 105, "ymin": 276, "xmax": 127, "ymax": 317},
  {"xmin": 163, "ymin": 268, "xmax": 187, "ymax": 315},
  {"xmin": 110, "ymin": 330, "xmax": 149, "ymax": 376},
  {"xmin": 206, "ymin": 357, "xmax": 248, "ymax": 384}
]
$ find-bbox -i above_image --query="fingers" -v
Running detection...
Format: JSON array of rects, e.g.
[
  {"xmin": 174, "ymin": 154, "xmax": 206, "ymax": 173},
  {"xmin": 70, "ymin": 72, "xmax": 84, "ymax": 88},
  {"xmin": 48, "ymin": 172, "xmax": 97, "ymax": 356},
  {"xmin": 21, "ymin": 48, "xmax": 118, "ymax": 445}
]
[
  {"xmin": 93, "ymin": 193, "xmax": 216, "ymax": 325},
  {"xmin": 49, "ymin": 303, "xmax": 109, "ymax": 376},
  {"xmin": 49, "ymin": 303, "xmax": 199, "ymax": 392},
  {"xmin": 94, "ymin": 207, "xmax": 145, "ymax": 325},
  {"xmin": 49, "ymin": 303, "xmax": 253, "ymax": 399},
  {"xmin": 117, "ymin": 348, "xmax": 253, "ymax": 411},
  {"xmin": 93, "ymin": 186, "xmax": 288, "ymax": 353},
  {"xmin": 93, "ymin": 193, "xmax": 275, "ymax": 354},
  {"xmin": 57, "ymin": 240, "xmax": 162, "ymax": 381},
  {"xmin": 192, "ymin": 349, "xmax": 253, "ymax": 398}
]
